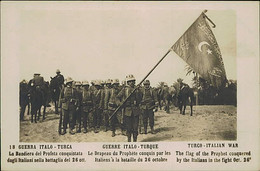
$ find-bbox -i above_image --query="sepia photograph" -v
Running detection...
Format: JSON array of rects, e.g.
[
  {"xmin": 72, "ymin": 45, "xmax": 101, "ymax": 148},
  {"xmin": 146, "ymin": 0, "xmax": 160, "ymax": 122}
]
[
  {"xmin": 1, "ymin": 1, "xmax": 259, "ymax": 171},
  {"xmin": 17, "ymin": 6, "xmax": 237, "ymax": 143}
]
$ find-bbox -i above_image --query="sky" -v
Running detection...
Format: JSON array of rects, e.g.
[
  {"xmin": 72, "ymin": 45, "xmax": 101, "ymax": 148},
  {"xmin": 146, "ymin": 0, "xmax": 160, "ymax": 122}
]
[{"xmin": 5, "ymin": 3, "xmax": 236, "ymax": 87}]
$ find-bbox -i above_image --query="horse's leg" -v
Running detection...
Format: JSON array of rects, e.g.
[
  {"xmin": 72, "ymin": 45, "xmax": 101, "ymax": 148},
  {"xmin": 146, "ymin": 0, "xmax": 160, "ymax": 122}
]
[
  {"xmin": 31, "ymin": 106, "xmax": 34, "ymax": 123},
  {"xmin": 54, "ymin": 101, "xmax": 57, "ymax": 114},
  {"xmin": 182, "ymin": 98, "xmax": 186, "ymax": 115},
  {"xmin": 20, "ymin": 105, "xmax": 26, "ymax": 121},
  {"xmin": 190, "ymin": 96, "xmax": 193, "ymax": 116},
  {"xmin": 27, "ymin": 103, "xmax": 30, "ymax": 115},
  {"xmin": 179, "ymin": 100, "xmax": 182, "ymax": 114},
  {"xmin": 166, "ymin": 100, "xmax": 170, "ymax": 113},
  {"xmin": 159, "ymin": 98, "xmax": 162, "ymax": 110},
  {"xmin": 37, "ymin": 107, "xmax": 41, "ymax": 121},
  {"xmin": 34, "ymin": 108, "xmax": 37, "ymax": 123},
  {"xmin": 43, "ymin": 105, "xmax": 46, "ymax": 120}
]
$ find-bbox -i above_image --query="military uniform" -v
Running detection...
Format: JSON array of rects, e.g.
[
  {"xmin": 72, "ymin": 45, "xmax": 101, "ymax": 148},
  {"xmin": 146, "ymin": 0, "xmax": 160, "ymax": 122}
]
[
  {"xmin": 103, "ymin": 79, "xmax": 113, "ymax": 131},
  {"xmin": 59, "ymin": 78, "xmax": 78, "ymax": 135},
  {"xmin": 88, "ymin": 81, "xmax": 96, "ymax": 128},
  {"xmin": 81, "ymin": 81, "xmax": 94, "ymax": 133},
  {"xmin": 29, "ymin": 73, "xmax": 46, "ymax": 106},
  {"xmin": 54, "ymin": 69, "xmax": 65, "ymax": 89},
  {"xmin": 140, "ymin": 80, "xmax": 158, "ymax": 134},
  {"xmin": 93, "ymin": 82, "xmax": 102, "ymax": 133},
  {"xmin": 104, "ymin": 79, "xmax": 122, "ymax": 137},
  {"xmin": 75, "ymin": 82, "xmax": 82, "ymax": 133},
  {"xmin": 117, "ymin": 75, "xmax": 141, "ymax": 142}
]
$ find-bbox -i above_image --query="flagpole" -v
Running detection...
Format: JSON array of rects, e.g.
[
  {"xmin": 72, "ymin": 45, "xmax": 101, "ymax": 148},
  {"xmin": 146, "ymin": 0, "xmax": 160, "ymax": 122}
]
[
  {"xmin": 202, "ymin": 10, "xmax": 216, "ymax": 28},
  {"xmin": 108, "ymin": 49, "xmax": 172, "ymax": 121}
]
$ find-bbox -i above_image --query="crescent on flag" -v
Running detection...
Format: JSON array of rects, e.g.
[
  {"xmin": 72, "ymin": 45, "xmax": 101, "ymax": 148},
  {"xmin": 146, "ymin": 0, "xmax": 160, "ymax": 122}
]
[
  {"xmin": 171, "ymin": 13, "xmax": 227, "ymax": 88},
  {"xmin": 198, "ymin": 41, "xmax": 210, "ymax": 52}
]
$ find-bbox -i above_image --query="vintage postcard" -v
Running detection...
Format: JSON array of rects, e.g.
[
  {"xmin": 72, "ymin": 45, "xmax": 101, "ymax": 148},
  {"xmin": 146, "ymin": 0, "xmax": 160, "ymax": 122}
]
[{"xmin": 1, "ymin": 1, "xmax": 259, "ymax": 170}]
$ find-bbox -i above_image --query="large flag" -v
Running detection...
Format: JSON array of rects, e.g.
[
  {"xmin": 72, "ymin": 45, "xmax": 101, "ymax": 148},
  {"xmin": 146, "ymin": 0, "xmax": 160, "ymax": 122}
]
[{"xmin": 171, "ymin": 12, "xmax": 227, "ymax": 88}]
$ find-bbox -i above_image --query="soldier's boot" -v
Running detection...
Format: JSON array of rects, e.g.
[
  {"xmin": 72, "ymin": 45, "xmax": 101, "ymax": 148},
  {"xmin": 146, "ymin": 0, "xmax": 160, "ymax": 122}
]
[
  {"xmin": 69, "ymin": 128, "xmax": 75, "ymax": 135},
  {"xmin": 133, "ymin": 134, "xmax": 138, "ymax": 142},
  {"xmin": 127, "ymin": 134, "xmax": 131, "ymax": 142},
  {"xmin": 61, "ymin": 129, "xmax": 67, "ymax": 135},
  {"xmin": 121, "ymin": 129, "xmax": 126, "ymax": 136},
  {"xmin": 144, "ymin": 126, "xmax": 147, "ymax": 134},
  {"xmin": 76, "ymin": 125, "xmax": 81, "ymax": 133},
  {"xmin": 112, "ymin": 130, "xmax": 116, "ymax": 137},
  {"xmin": 151, "ymin": 126, "xmax": 155, "ymax": 134},
  {"xmin": 94, "ymin": 127, "xmax": 99, "ymax": 133},
  {"xmin": 83, "ymin": 128, "xmax": 87, "ymax": 134},
  {"xmin": 105, "ymin": 126, "xmax": 108, "ymax": 132},
  {"xmin": 139, "ymin": 127, "xmax": 143, "ymax": 134}
]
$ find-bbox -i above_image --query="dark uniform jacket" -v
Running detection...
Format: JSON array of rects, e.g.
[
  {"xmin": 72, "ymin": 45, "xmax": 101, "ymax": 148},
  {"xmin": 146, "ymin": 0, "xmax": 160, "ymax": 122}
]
[
  {"xmin": 75, "ymin": 88, "xmax": 82, "ymax": 110},
  {"xmin": 103, "ymin": 87, "xmax": 112, "ymax": 110},
  {"xmin": 30, "ymin": 75, "xmax": 44, "ymax": 89},
  {"xmin": 93, "ymin": 88, "xmax": 102, "ymax": 109},
  {"xmin": 140, "ymin": 87, "xmax": 158, "ymax": 110},
  {"xmin": 81, "ymin": 88, "xmax": 94, "ymax": 112},
  {"xmin": 54, "ymin": 74, "xmax": 65, "ymax": 88},
  {"xmin": 116, "ymin": 85, "xmax": 142, "ymax": 117},
  {"xmin": 59, "ymin": 86, "xmax": 78, "ymax": 111},
  {"xmin": 104, "ymin": 86, "xmax": 121, "ymax": 110}
]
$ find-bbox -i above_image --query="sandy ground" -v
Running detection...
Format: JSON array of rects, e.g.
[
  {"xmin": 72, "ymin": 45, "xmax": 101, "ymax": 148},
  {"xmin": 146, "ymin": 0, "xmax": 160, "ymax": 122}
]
[{"xmin": 20, "ymin": 105, "xmax": 237, "ymax": 142}]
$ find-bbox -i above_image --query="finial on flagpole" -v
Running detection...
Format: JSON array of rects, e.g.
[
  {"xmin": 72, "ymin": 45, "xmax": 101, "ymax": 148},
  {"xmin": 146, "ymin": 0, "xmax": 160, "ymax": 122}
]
[{"xmin": 202, "ymin": 10, "xmax": 216, "ymax": 28}]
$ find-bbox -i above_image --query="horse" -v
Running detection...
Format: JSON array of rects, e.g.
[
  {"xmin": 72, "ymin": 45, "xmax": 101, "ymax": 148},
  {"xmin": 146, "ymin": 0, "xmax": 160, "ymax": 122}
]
[
  {"xmin": 28, "ymin": 81, "xmax": 48, "ymax": 123},
  {"xmin": 178, "ymin": 85, "xmax": 194, "ymax": 116},
  {"xmin": 49, "ymin": 77, "xmax": 62, "ymax": 114},
  {"xmin": 156, "ymin": 85, "xmax": 177, "ymax": 113}
]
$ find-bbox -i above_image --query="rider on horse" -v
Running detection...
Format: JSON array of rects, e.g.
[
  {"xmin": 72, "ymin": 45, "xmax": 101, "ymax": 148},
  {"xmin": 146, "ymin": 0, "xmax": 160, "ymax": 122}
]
[
  {"xmin": 54, "ymin": 69, "xmax": 65, "ymax": 89},
  {"xmin": 29, "ymin": 73, "xmax": 45, "ymax": 98}
]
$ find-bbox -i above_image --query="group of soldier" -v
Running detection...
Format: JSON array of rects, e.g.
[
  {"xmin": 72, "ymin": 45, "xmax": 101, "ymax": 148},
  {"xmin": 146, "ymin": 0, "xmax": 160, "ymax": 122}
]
[
  {"xmin": 59, "ymin": 74, "xmax": 159, "ymax": 142},
  {"xmin": 21, "ymin": 70, "xmax": 159, "ymax": 142}
]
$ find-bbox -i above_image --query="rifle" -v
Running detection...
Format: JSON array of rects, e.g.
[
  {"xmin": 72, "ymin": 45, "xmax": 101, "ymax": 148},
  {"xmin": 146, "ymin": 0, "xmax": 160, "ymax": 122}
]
[{"xmin": 58, "ymin": 108, "xmax": 63, "ymax": 135}]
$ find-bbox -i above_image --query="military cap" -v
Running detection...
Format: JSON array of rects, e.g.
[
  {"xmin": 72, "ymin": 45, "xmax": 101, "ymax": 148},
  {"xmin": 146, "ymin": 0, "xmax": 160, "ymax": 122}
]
[
  {"xmin": 143, "ymin": 80, "xmax": 150, "ymax": 85},
  {"xmin": 66, "ymin": 77, "xmax": 73, "ymax": 84},
  {"xmin": 34, "ymin": 72, "xmax": 40, "ymax": 75},
  {"xmin": 95, "ymin": 80, "xmax": 101, "ymax": 86},
  {"xmin": 112, "ymin": 79, "xmax": 120, "ymax": 85},
  {"xmin": 106, "ymin": 79, "xmax": 112, "ymax": 84},
  {"xmin": 75, "ymin": 81, "xmax": 82, "ymax": 86},
  {"xmin": 126, "ymin": 74, "xmax": 136, "ymax": 82},
  {"xmin": 101, "ymin": 80, "xmax": 105, "ymax": 85},
  {"xmin": 82, "ymin": 80, "xmax": 89, "ymax": 86},
  {"xmin": 177, "ymin": 78, "xmax": 183, "ymax": 83},
  {"xmin": 56, "ymin": 69, "xmax": 61, "ymax": 73},
  {"xmin": 21, "ymin": 79, "xmax": 27, "ymax": 84}
]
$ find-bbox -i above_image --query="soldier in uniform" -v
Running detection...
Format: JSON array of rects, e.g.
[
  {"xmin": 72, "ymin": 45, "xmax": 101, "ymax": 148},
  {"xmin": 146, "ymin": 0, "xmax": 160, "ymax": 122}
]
[
  {"xmin": 99, "ymin": 80, "xmax": 105, "ymax": 128},
  {"xmin": 140, "ymin": 80, "xmax": 158, "ymax": 134},
  {"xmin": 74, "ymin": 81, "xmax": 82, "ymax": 133},
  {"xmin": 103, "ymin": 79, "xmax": 112, "ymax": 131},
  {"xmin": 59, "ymin": 77, "xmax": 78, "ymax": 135},
  {"xmin": 29, "ymin": 73, "xmax": 46, "ymax": 101},
  {"xmin": 54, "ymin": 69, "xmax": 65, "ymax": 89},
  {"xmin": 106, "ymin": 79, "xmax": 123, "ymax": 137},
  {"xmin": 88, "ymin": 80, "xmax": 96, "ymax": 128},
  {"xmin": 81, "ymin": 81, "xmax": 94, "ymax": 133},
  {"xmin": 93, "ymin": 80, "xmax": 102, "ymax": 133},
  {"xmin": 117, "ymin": 74, "xmax": 141, "ymax": 142}
]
